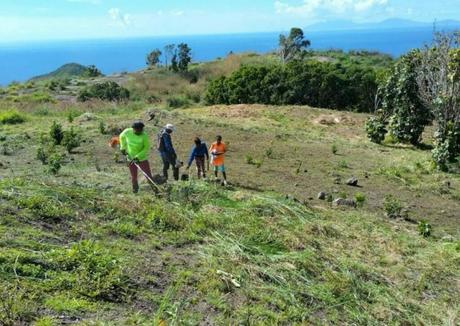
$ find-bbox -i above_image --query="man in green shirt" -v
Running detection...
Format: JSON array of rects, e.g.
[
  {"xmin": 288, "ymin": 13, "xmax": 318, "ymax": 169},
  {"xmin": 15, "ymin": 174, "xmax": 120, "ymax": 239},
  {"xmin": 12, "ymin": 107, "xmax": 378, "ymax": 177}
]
[{"xmin": 120, "ymin": 121, "xmax": 153, "ymax": 193}]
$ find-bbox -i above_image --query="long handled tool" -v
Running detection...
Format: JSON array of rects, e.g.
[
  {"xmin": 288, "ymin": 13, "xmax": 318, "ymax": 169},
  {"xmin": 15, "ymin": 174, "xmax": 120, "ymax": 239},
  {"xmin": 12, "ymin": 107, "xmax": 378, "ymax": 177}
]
[{"xmin": 128, "ymin": 158, "xmax": 162, "ymax": 194}]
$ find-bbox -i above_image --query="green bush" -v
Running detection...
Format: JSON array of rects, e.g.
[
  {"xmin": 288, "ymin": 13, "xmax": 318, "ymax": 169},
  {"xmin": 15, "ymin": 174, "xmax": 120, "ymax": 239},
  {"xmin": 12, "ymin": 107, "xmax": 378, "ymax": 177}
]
[
  {"xmin": 418, "ymin": 220, "xmax": 432, "ymax": 237},
  {"xmin": 166, "ymin": 95, "xmax": 191, "ymax": 108},
  {"xmin": 0, "ymin": 110, "xmax": 26, "ymax": 125},
  {"xmin": 62, "ymin": 127, "xmax": 82, "ymax": 153},
  {"xmin": 50, "ymin": 121, "xmax": 64, "ymax": 145},
  {"xmin": 78, "ymin": 81, "xmax": 130, "ymax": 102},
  {"xmin": 36, "ymin": 146, "xmax": 48, "ymax": 165},
  {"xmin": 383, "ymin": 195, "xmax": 403, "ymax": 218},
  {"xmin": 365, "ymin": 117, "xmax": 387, "ymax": 144},
  {"xmin": 205, "ymin": 61, "xmax": 379, "ymax": 112},
  {"xmin": 355, "ymin": 192, "xmax": 366, "ymax": 205},
  {"xmin": 47, "ymin": 154, "xmax": 62, "ymax": 175}
]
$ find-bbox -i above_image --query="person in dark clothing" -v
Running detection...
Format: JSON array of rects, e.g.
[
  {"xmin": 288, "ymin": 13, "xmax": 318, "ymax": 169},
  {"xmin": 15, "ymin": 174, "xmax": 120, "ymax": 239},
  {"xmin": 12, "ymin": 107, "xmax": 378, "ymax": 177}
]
[
  {"xmin": 157, "ymin": 124, "xmax": 179, "ymax": 181},
  {"xmin": 186, "ymin": 137, "xmax": 209, "ymax": 179}
]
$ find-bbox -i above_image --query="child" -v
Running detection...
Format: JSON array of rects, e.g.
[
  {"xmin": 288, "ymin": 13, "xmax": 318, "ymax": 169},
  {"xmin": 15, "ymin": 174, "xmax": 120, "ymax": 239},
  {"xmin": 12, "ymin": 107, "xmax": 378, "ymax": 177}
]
[
  {"xmin": 186, "ymin": 137, "xmax": 209, "ymax": 179},
  {"xmin": 209, "ymin": 135, "xmax": 227, "ymax": 185}
]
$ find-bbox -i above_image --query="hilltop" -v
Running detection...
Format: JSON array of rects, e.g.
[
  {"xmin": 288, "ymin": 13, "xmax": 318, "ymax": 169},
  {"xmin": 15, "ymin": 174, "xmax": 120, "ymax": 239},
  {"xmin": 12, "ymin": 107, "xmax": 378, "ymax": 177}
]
[{"xmin": 30, "ymin": 63, "xmax": 102, "ymax": 81}]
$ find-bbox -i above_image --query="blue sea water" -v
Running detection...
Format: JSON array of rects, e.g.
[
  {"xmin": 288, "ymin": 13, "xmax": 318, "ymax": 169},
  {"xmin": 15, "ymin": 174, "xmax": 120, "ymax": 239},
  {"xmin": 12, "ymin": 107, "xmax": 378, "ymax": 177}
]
[{"xmin": 0, "ymin": 27, "xmax": 439, "ymax": 86}]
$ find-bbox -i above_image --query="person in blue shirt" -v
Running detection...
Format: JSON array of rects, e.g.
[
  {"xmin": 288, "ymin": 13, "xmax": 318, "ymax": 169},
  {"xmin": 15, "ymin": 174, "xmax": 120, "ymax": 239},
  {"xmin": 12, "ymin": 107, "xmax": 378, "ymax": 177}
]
[
  {"xmin": 157, "ymin": 124, "xmax": 179, "ymax": 181},
  {"xmin": 186, "ymin": 137, "xmax": 209, "ymax": 179}
]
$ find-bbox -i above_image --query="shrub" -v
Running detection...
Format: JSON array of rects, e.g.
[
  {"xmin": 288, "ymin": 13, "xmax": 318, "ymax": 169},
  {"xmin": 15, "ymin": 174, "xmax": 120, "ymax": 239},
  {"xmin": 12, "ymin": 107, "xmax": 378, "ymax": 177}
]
[
  {"xmin": 355, "ymin": 192, "xmax": 366, "ymax": 205},
  {"xmin": 365, "ymin": 117, "xmax": 387, "ymax": 144},
  {"xmin": 331, "ymin": 144, "xmax": 338, "ymax": 155},
  {"xmin": 50, "ymin": 121, "xmax": 64, "ymax": 145},
  {"xmin": 99, "ymin": 121, "xmax": 106, "ymax": 134},
  {"xmin": 383, "ymin": 195, "xmax": 403, "ymax": 218},
  {"xmin": 78, "ymin": 81, "xmax": 130, "ymax": 102},
  {"xmin": 166, "ymin": 95, "xmax": 190, "ymax": 108},
  {"xmin": 47, "ymin": 154, "xmax": 62, "ymax": 175},
  {"xmin": 418, "ymin": 220, "xmax": 432, "ymax": 237},
  {"xmin": 62, "ymin": 127, "xmax": 81, "ymax": 153},
  {"xmin": 36, "ymin": 146, "xmax": 48, "ymax": 165},
  {"xmin": 0, "ymin": 110, "xmax": 26, "ymax": 125}
]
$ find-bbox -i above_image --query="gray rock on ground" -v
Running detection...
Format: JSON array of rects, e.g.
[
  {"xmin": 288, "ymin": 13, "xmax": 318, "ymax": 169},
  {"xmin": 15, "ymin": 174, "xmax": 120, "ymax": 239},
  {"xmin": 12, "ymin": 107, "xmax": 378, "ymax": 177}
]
[
  {"xmin": 318, "ymin": 192, "xmax": 327, "ymax": 200},
  {"xmin": 333, "ymin": 198, "xmax": 357, "ymax": 208},
  {"xmin": 346, "ymin": 177, "xmax": 359, "ymax": 187}
]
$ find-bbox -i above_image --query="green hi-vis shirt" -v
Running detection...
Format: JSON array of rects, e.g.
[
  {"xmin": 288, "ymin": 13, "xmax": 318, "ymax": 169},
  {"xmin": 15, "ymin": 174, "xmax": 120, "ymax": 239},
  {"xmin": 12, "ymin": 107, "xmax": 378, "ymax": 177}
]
[{"xmin": 119, "ymin": 128, "xmax": 150, "ymax": 161}]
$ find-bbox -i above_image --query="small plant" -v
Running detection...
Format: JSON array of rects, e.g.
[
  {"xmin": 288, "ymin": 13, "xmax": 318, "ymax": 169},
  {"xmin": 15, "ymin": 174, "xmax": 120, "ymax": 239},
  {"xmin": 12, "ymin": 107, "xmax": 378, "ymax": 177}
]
[
  {"xmin": 0, "ymin": 110, "xmax": 26, "ymax": 125},
  {"xmin": 67, "ymin": 110, "xmax": 80, "ymax": 123},
  {"xmin": 418, "ymin": 220, "xmax": 432, "ymax": 238},
  {"xmin": 245, "ymin": 154, "xmax": 255, "ymax": 165},
  {"xmin": 326, "ymin": 194, "xmax": 334, "ymax": 202},
  {"xmin": 62, "ymin": 127, "xmax": 81, "ymax": 153},
  {"xmin": 355, "ymin": 192, "xmax": 366, "ymax": 206},
  {"xmin": 99, "ymin": 121, "xmax": 106, "ymax": 134},
  {"xmin": 383, "ymin": 195, "xmax": 403, "ymax": 218},
  {"xmin": 50, "ymin": 121, "xmax": 64, "ymax": 145},
  {"xmin": 338, "ymin": 191, "xmax": 347, "ymax": 199},
  {"xmin": 47, "ymin": 154, "xmax": 62, "ymax": 175},
  {"xmin": 265, "ymin": 147, "xmax": 274, "ymax": 158},
  {"xmin": 331, "ymin": 144, "xmax": 338, "ymax": 155},
  {"xmin": 338, "ymin": 160, "xmax": 349, "ymax": 169},
  {"xmin": 36, "ymin": 146, "xmax": 48, "ymax": 165},
  {"xmin": 113, "ymin": 152, "xmax": 120, "ymax": 163}
]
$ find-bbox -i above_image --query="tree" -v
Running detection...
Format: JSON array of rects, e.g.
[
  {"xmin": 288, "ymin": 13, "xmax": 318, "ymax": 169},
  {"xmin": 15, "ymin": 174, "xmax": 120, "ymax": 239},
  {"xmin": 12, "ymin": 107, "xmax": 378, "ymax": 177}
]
[
  {"xmin": 177, "ymin": 43, "xmax": 192, "ymax": 72},
  {"xmin": 164, "ymin": 44, "xmax": 176, "ymax": 67},
  {"xmin": 146, "ymin": 49, "xmax": 162, "ymax": 67},
  {"xmin": 278, "ymin": 28, "xmax": 311, "ymax": 64},
  {"xmin": 416, "ymin": 31, "xmax": 460, "ymax": 169},
  {"xmin": 86, "ymin": 65, "xmax": 102, "ymax": 77}
]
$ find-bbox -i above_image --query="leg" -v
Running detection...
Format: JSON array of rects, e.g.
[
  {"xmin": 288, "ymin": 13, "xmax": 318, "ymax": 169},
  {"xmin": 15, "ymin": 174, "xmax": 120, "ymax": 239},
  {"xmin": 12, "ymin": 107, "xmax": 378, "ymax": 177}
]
[
  {"xmin": 138, "ymin": 160, "xmax": 153, "ymax": 180},
  {"xmin": 195, "ymin": 157, "xmax": 204, "ymax": 179},
  {"xmin": 162, "ymin": 155, "xmax": 170, "ymax": 180},
  {"xmin": 128, "ymin": 163, "xmax": 139, "ymax": 193},
  {"xmin": 167, "ymin": 153, "xmax": 179, "ymax": 181}
]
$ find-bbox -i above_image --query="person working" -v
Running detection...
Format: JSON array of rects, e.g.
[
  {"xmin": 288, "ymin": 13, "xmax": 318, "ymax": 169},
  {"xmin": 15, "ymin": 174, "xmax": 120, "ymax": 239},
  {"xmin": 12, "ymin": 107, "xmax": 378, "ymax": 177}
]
[
  {"xmin": 186, "ymin": 137, "xmax": 209, "ymax": 179},
  {"xmin": 157, "ymin": 124, "xmax": 179, "ymax": 181},
  {"xmin": 209, "ymin": 135, "xmax": 227, "ymax": 185},
  {"xmin": 120, "ymin": 121, "xmax": 153, "ymax": 193}
]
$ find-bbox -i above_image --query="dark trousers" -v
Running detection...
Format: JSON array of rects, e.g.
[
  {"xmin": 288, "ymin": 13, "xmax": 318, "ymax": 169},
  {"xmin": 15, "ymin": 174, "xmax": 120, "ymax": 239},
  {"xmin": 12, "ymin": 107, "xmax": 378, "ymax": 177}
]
[
  {"xmin": 161, "ymin": 152, "xmax": 179, "ymax": 181},
  {"xmin": 128, "ymin": 160, "xmax": 153, "ymax": 191},
  {"xmin": 195, "ymin": 156, "xmax": 206, "ymax": 178}
]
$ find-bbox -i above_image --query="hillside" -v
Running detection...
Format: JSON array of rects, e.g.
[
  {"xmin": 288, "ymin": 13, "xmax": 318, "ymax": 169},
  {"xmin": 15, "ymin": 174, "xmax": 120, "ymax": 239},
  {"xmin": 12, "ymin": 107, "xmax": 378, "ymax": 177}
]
[
  {"xmin": 0, "ymin": 101, "xmax": 459, "ymax": 324},
  {"xmin": 30, "ymin": 63, "xmax": 98, "ymax": 81}
]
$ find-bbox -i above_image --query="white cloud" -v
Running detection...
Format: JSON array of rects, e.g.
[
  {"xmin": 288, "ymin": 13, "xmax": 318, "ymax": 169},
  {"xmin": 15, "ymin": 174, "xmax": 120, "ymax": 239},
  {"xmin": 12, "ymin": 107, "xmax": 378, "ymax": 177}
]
[
  {"xmin": 108, "ymin": 8, "xmax": 131, "ymax": 26},
  {"xmin": 275, "ymin": 0, "xmax": 388, "ymax": 17}
]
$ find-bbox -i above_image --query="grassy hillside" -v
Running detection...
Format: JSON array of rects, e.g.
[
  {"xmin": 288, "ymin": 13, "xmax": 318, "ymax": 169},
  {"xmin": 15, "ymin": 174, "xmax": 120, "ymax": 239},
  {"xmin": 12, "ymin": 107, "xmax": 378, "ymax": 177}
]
[
  {"xmin": 0, "ymin": 101, "xmax": 459, "ymax": 324},
  {"xmin": 30, "ymin": 63, "xmax": 94, "ymax": 81}
]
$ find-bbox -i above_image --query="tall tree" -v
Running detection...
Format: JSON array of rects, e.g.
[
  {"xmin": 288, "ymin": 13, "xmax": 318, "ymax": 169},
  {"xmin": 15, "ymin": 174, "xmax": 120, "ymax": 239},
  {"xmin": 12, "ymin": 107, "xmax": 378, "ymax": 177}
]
[
  {"xmin": 278, "ymin": 28, "xmax": 311, "ymax": 64},
  {"xmin": 164, "ymin": 44, "xmax": 176, "ymax": 67},
  {"xmin": 177, "ymin": 43, "xmax": 192, "ymax": 72},
  {"xmin": 146, "ymin": 49, "xmax": 162, "ymax": 67}
]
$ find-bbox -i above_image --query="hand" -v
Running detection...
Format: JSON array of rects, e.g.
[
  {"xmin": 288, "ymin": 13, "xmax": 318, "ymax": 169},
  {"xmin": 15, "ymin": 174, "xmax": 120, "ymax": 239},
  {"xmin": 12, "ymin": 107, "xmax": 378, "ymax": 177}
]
[{"xmin": 133, "ymin": 157, "xmax": 140, "ymax": 163}]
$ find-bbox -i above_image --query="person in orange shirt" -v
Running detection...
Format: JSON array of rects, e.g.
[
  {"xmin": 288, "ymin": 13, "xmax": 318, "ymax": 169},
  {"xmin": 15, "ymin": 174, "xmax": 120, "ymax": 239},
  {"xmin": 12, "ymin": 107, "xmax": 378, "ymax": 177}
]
[{"xmin": 209, "ymin": 135, "xmax": 227, "ymax": 185}]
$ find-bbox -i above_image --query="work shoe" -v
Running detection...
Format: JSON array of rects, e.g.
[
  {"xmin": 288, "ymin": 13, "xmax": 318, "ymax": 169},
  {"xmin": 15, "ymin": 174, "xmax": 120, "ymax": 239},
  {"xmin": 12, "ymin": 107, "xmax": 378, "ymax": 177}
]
[{"xmin": 133, "ymin": 185, "xmax": 139, "ymax": 194}]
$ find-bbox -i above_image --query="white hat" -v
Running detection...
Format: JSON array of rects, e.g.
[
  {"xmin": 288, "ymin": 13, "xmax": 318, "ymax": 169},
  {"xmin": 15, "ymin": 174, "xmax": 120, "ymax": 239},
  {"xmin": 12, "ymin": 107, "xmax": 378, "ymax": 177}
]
[{"xmin": 165, "ymin": 123, "xmax": 175, "ymax": 131}]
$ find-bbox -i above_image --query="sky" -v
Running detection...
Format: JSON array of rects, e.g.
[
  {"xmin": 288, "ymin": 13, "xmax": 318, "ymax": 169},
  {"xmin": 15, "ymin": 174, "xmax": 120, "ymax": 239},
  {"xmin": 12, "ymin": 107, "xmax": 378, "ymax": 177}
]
[{"xmin": 0, "ymin": 0, "xmax": 459, "ymax": 42}]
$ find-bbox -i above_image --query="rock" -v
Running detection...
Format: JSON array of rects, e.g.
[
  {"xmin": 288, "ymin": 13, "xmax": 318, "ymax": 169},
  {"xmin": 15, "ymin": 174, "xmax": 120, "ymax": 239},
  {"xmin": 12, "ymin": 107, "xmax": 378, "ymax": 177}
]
[
  {"xmin": 318, "ymin": 192, "xmax": 327, "ymax": 200},
  {"xmin": 346, "ymin": 177, "xmax": 359, "ymax": 187},
  {"xmin": 333, "ymin": 198, "xmax": 357, "ymax": 208},
  {"xmin": 441, "ymin": 235, "xmax": 455, "ymax": 242},
  {"xmin": 333, "ymin": 177, "xmax": 341, "ymax": 185}
]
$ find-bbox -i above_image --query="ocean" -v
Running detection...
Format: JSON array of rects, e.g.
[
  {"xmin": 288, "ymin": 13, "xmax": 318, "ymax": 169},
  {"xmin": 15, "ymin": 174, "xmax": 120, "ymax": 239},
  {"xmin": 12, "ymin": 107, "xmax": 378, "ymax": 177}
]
[{"xmin": 0, "ymin": 27, "xmax": 439, "ymax": 86}]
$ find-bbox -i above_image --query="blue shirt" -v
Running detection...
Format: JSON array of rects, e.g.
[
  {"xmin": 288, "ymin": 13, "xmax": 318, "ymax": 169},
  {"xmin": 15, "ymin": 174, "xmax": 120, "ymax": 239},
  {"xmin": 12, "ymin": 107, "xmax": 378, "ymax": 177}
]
[
  {"xmin": 157, "ymin": 129, "xmax": 175, "ymax": 155},
  {"xmin": 188, "ymin": 143, "xmax": 209, "ymax": 166}
]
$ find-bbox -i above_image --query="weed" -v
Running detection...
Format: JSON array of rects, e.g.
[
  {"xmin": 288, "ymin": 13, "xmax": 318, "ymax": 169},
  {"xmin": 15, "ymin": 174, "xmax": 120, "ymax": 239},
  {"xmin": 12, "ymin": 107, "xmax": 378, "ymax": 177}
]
[
  {"xmin": 355, "ymin": 192, "xmax": 366, "ymax": 206},
  {"xmin": 0, "ymin": 110, "xmax": 26, "ymax": 124},
  {"xmin": 338, "ymin": 160, "xmax": 349, "ymax": 169},
  {"xmin": 383, "ymin": 195, "xmax": 403, "ymax": 218},
  {"xmin": 36, "ymin": 146, "xmax": 48, "ymax": 164},
  {"xmin": 265, "ymin": 147, "xmax": 274, "ymax": 158},
  {"xmin": 99, "ymin": 121, "xmax": 106, "ymax": 134}
]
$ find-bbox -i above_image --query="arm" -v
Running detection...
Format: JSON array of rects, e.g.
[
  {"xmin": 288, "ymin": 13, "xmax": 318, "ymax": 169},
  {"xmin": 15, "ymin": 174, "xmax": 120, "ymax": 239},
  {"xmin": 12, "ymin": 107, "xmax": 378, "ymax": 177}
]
[
  {"xmin": 187, "ymin": 148, "xmax": 196, "ymax": 168},
  {"xmin": 119, "ymin": 130, "xmax": 128, "ymax": 154},
  {"xmin": 135, "ymin": 133, "xmax": 150, "ymax": 160}
]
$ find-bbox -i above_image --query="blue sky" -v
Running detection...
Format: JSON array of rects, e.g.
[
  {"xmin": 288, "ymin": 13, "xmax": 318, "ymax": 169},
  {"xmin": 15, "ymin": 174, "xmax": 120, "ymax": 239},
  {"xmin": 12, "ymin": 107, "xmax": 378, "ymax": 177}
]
[{"xmin": 0, "ymin": 0, "xmax": 459, "ymax": 42}]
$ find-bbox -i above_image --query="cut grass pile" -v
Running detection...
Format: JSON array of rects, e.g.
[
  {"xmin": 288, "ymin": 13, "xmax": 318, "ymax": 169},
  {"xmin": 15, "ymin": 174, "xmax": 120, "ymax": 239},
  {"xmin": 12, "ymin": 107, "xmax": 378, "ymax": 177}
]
[{"xmin": 0, "ymin": 178, "xmax": 458, "ymax": 324}]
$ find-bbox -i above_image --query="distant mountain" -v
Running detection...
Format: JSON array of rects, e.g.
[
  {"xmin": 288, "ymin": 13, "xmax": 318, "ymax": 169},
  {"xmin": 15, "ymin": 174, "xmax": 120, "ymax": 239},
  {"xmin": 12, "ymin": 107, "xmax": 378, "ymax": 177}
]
[
  {"xmin": 30, "ymin": 63, "xmax": 96, "ymax": 81},
  {"xmin": 305, "ymin": 18, "xmax": 460, "ymax": 32}
]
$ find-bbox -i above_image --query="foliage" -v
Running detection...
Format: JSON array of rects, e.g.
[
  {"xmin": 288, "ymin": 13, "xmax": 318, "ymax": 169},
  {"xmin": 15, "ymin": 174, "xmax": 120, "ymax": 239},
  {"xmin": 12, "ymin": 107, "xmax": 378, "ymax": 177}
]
[
  {"xmin": 205, "ymin": 60, "xmax": 379, "ymax": 112},
  {"xmin": 383, "ymin": 195, "xmax": 404, "ymax": 218},
  {"xmin": 166, "ymin": 95, "xmax": 191, "ymax": 109},
  {"xmin": 62, "ymin": 127, "xmax": 82, "ymax": 153},
  {"xmin": 147, "ymin": 49, "xmax": 162, "ymax": 67},
  {"xmin": 418, "ymin": 220, "xmax": 432, "ymax": 237},
  {"xmin": 50, "ymin": 121, "xmax": 64, "ymax": 145},
  {"xmin": 36, "ymin": 146, "xmax": 48, "ymax": 165},
  {"xmin": 177, "ymin": 43, "xmax": 192, "ymax": 72},
  {"xmin": 381, "ymin": 50, "xmax": 431, "ymax": 145},
  {"xmin": 47, "ymin": 153, "xmax": 62, "ymax": 174},
  {"xmin": 85, "ymin": 65, "xmax": 102, "ymax": 77},
  {"xmin": 365, "ymin": 116, "xmax": 387, "ymax": 144},
  {"xmin": 354, "ymin": 192, "xmax": 366, "ymax": 205},
  {"xmin": 99, "ymin": 121, "xmax": 106, "ymax": 134},
  {"xmin": 331, "ymin": 144, "xmax": 338, "ymax": 155},
  {"xmin": 278, "ymin": 27, "xmax": 311, "ymax": 63},
  {"xmin": 78, "ymin": 81, "xmax": 130, "ymax": 102},
  {"xmin": 0, "ymin": 110, "xmax": 26, "ymax": 124}
]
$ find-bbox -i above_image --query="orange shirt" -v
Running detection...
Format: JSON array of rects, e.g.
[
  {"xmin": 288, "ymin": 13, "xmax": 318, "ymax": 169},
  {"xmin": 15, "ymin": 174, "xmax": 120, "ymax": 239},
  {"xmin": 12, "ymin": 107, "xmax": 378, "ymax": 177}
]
[{"xmin": 209, "ymin": 142, "xmax": 226, "ymax": 166}]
